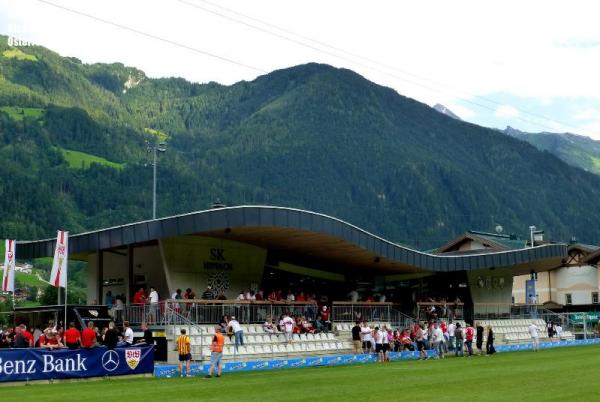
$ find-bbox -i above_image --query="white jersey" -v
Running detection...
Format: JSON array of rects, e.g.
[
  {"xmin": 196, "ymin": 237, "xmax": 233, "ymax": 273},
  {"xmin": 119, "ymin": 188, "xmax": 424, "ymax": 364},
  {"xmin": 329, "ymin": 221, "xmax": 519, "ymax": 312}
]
[
  {"xmin": 282, "ymin": 316, "xmax": 294, "ymax": 332},
  {"xmin": 528, "ymin": 324, "xmax": 539, "ymax": 338},
  {"xmin": 432, "ymin": 328, "xmax": 444, "ymax": 343},
  {"xmin": 448, "ymin": 323, "xmax": 456, "ymax": 337},
  {"xmin": 229, "ymin": 319, "xmax": 242, "ymax": 333},
  {"xmin": 374, "ymin": 331, "xmax": 384, "ymax": 344},
  {"xmin": 361, "ymin": 326, "xmax": 372, "ymax": 342}
]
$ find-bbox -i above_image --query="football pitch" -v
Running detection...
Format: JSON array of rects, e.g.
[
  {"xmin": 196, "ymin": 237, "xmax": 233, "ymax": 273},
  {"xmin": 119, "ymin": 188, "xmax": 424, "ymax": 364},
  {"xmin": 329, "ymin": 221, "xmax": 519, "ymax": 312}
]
[{"xmin": 4, "ymin": 344, "xmax": 599, "ymax": 402}]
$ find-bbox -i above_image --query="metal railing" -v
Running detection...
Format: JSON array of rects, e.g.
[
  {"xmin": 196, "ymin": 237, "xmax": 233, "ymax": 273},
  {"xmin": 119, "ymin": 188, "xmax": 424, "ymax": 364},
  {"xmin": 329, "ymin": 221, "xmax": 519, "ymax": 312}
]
[
  {"xmin": 162, "ymin": 300, "xmax": 319, "ymax": 325},
  {"xmin": 331, "ymin": 302, "xmax": 393, "ymax": 323},
  {"xmin": 416, "ymin": 302, "xmax": 464, "ymax": 322},
  {"xmin": 122, "ymin": 303, "xmax": 167, "ymax": 325}
]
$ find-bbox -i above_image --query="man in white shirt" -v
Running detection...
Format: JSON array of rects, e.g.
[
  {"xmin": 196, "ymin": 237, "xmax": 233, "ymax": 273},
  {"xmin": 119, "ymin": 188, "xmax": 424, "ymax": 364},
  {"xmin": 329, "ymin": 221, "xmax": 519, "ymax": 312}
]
[
  {"xmin": 555, "ymin": 324, "xmax": 563, "ymax": 340},
  {"xmin": 228, "ymin": 316, "xmax": 244, "ymax": 351},
  {"xmin": 447, "ymin": 322, "xmax": 456, "ymax": 351},
  {"xmin": 360, "ymin": 322, "xmax": 373, "ymax": 353},
  {"xmin": 373, "ymin": 327, "xmax": 385, "ymax": 362},
  {"xmin": 528, "ymin": 322, "xmax": 539, "ymax": 352},
  {"xmin": 347, "ymin": 290, "xmax": 359, "ymax": 303},
  {"xmin": 431, "ymin": 323, "xmax": 445, "ymax": 359},
  {"xmin": 117, "ymin": 320, "xmax": 134, "ymax": 347},
  {"xmin": 282, "ymin": 314, "xmax": 295, "ymax": 343},
  {"xmin": 286, "ymin": 290, "xmax": 295, "ymax": 302},
  {"xmin": 148, "ymin": 287, "xmax": 159, "ymax": 324}
]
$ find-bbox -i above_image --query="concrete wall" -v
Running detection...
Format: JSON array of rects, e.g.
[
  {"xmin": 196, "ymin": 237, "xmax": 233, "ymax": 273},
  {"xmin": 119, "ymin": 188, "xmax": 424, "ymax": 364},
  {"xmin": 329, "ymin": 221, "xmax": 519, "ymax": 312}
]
[
  {"xmin": 513, "ymin": 265, "xmax": 600, "ymax": 306},
  {"xmin": 161, "ymin": 236, "xmax": 267, "ymax": 299},
  {"xmin": 467, "ymin": 268, "xmax": 514, "ymax": 315}
]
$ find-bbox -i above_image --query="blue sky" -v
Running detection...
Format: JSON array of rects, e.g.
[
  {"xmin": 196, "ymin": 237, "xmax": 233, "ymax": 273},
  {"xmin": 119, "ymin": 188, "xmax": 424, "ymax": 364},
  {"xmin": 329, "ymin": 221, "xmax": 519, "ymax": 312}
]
[{"xmin": 1, "ymin": 0, "xmax": 599, "ymax": 138}]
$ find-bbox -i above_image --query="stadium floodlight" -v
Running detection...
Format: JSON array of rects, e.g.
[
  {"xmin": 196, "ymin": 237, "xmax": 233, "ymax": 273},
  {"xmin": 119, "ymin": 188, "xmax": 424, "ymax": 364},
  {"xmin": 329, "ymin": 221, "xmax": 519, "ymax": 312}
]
[{"xmin": 151, "ymin": 141, "xmax": 167, "ymax": 219}]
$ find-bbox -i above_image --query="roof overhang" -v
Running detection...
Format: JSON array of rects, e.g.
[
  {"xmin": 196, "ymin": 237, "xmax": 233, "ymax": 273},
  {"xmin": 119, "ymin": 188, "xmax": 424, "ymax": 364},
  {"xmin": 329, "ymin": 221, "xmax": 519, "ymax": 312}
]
[{"xmin": 16, "ymin": 206, "xmax": 568, "ymax": 275}]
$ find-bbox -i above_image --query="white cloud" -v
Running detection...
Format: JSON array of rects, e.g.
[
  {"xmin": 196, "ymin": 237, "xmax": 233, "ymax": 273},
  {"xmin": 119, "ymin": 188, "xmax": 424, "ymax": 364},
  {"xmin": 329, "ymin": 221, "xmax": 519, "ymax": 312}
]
[
  {"xmin": 494, "ymin": 105, "xmax": 520, "ymax": 118},
  {"xmin": 573, "ymin": 108, "xmax": 599, "ymax": 121}
]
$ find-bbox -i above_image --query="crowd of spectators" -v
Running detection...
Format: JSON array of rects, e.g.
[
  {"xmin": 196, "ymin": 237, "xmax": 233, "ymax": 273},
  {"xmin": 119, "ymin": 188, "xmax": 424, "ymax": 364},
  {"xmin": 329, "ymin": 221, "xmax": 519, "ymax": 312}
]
[
  {"xmin": 0, "ymin": 320, "xmax": 154, "ymax": 350},
  {"xmin": 350, "ymin": 319, "xmax": 496, "ymax": 361}
]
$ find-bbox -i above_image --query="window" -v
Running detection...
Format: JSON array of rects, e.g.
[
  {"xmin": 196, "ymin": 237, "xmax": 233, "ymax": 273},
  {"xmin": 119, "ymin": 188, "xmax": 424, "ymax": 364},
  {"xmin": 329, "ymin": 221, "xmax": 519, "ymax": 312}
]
[
  {"xmin": 592, "ymin": 292, "xmax": 599, "ymax": 305},
  {"xmin": 565, "ymin": 294, "xmax": 572, "ymax": 305}
]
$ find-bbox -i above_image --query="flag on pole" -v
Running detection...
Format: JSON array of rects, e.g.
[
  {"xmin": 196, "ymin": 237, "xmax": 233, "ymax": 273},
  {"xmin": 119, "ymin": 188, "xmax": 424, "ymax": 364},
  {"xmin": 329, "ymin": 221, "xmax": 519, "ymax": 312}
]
[
  {"xmin": 49, "ymin": 230, "xmax": 68, "ymax": 288},
  {"xmin": 2, "ymin": 239, "xmax": 15, "ymax": 292}
]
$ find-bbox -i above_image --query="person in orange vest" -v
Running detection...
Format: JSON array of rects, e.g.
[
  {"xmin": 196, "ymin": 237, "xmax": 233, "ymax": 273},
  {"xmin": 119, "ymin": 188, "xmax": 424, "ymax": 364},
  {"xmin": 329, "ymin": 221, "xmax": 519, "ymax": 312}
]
[{"xmin": 206, "ymin": 326, "xmax": 225, "ymax": 378}]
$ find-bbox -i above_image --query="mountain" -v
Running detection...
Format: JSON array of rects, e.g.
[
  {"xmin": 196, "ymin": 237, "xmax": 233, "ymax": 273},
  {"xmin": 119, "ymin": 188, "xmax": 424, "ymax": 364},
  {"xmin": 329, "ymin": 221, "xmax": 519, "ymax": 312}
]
[
  {"xmin": 3, "ymin": 36, "xmax": 600, "ymax": 248},
  {"xmin": 433, "ymin": 104, "xmax": 461, "ymax": 120},
  {"xmin": 504, "ymin": 127, "xmax": 600, "ymax": 175}
]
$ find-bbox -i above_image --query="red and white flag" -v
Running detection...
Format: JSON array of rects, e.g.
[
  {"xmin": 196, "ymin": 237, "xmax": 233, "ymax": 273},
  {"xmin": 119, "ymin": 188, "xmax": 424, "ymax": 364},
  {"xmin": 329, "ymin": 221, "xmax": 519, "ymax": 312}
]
[
  {"xmin": 2, "ymin": 239, "xmax": 15, "ymax": 292},
  {"xmin": 49, "ymin": 230, "xmax": 68, "ymax": 288}
]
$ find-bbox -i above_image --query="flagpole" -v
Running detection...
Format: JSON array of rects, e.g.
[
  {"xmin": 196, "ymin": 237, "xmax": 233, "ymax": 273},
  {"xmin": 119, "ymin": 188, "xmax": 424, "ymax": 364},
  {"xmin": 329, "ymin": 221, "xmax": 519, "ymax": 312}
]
[{"xmin": 64, "ymin": 277, "xmax": 68, "ymax": 326}]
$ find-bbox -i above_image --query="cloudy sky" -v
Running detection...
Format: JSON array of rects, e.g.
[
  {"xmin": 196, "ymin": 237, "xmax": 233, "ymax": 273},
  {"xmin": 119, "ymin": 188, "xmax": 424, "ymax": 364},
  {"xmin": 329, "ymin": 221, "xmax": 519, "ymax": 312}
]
[{"xmin": 1, "ymin": 0, "xmax": 600, "ymax": 138}]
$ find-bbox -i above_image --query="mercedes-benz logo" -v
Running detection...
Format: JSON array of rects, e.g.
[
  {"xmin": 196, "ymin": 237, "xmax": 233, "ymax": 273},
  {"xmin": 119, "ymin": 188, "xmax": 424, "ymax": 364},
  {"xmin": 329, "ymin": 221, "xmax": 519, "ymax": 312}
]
[{"xmin": 102, "ymin": 350, "xmax": 120, "ymax": 372}]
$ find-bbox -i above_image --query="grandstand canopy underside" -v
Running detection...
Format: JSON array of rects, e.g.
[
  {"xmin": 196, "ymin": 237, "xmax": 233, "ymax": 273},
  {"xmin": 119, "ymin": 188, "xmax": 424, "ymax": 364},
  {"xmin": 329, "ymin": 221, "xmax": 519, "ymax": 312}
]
[
  {"xmin": 17, "ymin": 206, "xmax": 567, "ymax": 301},
  {"xmin": 18, "ymin": 206, "xmax": 566, "ymax": 276}
]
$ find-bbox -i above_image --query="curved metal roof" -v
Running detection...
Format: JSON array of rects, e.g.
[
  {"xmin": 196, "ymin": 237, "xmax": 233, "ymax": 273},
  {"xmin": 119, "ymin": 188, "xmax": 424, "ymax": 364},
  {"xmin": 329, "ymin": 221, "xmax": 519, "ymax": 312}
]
[{"xmin": 16, "ymin": 205, "xmax": 567, "ymax": 274}]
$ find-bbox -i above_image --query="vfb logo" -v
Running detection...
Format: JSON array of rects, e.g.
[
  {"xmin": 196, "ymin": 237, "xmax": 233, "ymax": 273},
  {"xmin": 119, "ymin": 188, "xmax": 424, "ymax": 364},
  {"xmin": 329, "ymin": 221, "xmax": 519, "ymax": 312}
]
[{"xmin": 209, "ymin": 248, "xmax": 225, "ymax": 261}]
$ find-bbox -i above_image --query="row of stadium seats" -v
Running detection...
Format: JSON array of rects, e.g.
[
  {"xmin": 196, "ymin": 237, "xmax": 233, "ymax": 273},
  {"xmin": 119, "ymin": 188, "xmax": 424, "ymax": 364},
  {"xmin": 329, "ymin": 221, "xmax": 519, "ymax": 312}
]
[
  {"xmin": 167, "ymin": 324, "xmax": 352, "ymax": 361},
  {"xmin": 190, "ymin": 340, "xmax": 353, "ymax": 359}
]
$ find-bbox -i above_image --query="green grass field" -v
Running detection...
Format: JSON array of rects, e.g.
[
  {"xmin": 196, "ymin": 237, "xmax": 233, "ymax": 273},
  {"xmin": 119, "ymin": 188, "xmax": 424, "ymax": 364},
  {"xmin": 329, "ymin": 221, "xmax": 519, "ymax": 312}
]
[
  {"xmin": 2, "ymin": 48, "xmax": 38, "ymax": 61},
  {"xmin": 0, "ymin": 106, "xmax": 44, "ymax": 121},
  {"xmin": 3, "ymin": 345, "xmax": 599, "ymax": 402},
  {"xmin": 57, "ymin": 148, "xmax": 125, "ymax": 170}
]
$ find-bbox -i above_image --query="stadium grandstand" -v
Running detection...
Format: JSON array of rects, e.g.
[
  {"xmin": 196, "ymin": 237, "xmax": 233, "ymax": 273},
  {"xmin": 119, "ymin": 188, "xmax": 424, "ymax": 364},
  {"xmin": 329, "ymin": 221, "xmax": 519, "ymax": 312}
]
[{"xmin": 15, "ymin": 205, "xmax": 571, "ymax": 362}]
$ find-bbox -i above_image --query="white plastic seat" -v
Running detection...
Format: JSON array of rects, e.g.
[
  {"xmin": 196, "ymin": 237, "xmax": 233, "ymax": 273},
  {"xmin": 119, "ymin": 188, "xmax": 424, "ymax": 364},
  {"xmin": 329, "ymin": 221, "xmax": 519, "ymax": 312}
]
[{"xmin": 307, "ymin": 333, "xmax": 315, "ymax": 341}]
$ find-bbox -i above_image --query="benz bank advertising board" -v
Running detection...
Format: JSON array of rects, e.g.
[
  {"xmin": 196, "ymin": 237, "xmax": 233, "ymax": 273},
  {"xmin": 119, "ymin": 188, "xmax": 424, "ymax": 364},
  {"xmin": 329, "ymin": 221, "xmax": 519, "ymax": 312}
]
[{"xmin": 0, "ymin": 346, "xmax": 154, "ymax": 382}]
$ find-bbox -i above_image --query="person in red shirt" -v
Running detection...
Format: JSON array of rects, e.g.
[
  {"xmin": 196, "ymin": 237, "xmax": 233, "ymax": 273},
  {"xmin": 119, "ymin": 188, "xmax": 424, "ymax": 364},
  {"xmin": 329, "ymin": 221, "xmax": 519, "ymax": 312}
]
[
  {"xmin": 64, "ymin": 322, "xmax": 81, "ymax": 349},
  {"xmin": 464, "ymin": 323, "xmax": 475, "ymax": 356},
  {"xmin": 267, "ymin": 291, "xmax": 277, "ymax": 301},
  {"xmin": 133, "ymin": 288, "xmax": 147, "ymax": 305},
  {"xmin": 40, "ymin": 330, "xmax": 63, "ymax": 350},
  {"xmin": 296, "ymin": 292, "xmax": 306, "ymax": 302},
  {"xmin": 81, "ymin": 321, "xmax": 97, "ymax": 348},
  {"xmin": 19, "ymin": 324, "xmax": 34, "ymax": 348}
]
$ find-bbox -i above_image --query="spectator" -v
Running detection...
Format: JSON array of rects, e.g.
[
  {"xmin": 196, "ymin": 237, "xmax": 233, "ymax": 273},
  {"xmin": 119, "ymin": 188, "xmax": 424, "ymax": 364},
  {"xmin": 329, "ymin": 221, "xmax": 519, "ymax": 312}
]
[
  {"xmin": 400, "ymin": 330, "xmax": 414, "ymax": 351},
  {"xmin": 373, "ymin": 327, "xmax": 384, "ymax": 362},
  {"xmin": 120, "ymin": 321, "xmax": 134, "ymax": 347},
  {"xmin": 40, "ymin": 330, "xmax": 63, "ymax": 350},
  {"xmin": 296, "ymin": 291, "xmax": 306, "ymax": 302},
  {"xmin": 201, "ymin": 286, "xmax": 214, "ymax": 300},
  {"xmin": 220, "ymin": 315, "xmax": 230, "ymax": 334},
  {"xmin": 105, "ymin": 291, "xmax": 113, "ymax": 309},
  {"xmin": 148, "ymin": 286, "xmax": 159, "ymax": 324},
  {"xmin": 361, "ymin": 322, "xmax": 373, "ymax": 353},
  {"xmin": 18, "ymin": 324, "xmax": 34, "ymax": 348},
  {"xmin": 286, "ymin": 290, "xmax": 295, "ymax": 302},
  {"xmin": 139, "ymin": 322, "xmax": 153, "ymax": 346},
  {"xmin": 320, "ymin": 306, "xmax": 331, "ymax": 331},
  {"xmin": 228, "ymin": 316, "xmax": 244, "ymax": 351},
  {"xmin": 81, "ymin": 321, "xmax": 97, "ymax": 348},
  {"xmin": 63, "ymin": 322, "xmax": 81, "ymax": 349},
  {"xmin": 263, "ymin": 318, "xmax": 277, "ymax": 335},
  {"xmin": 465, "ymin": 323, "xmax": 475, "ymax": 357},
  {"xmin": 351, "ymin": 321, "xmax": 362, "ymax": 354},
  {"xmin": 454, "ymin": 323, "xmax": 464, "ymax": 357},
  {"xmin": 528, "ymin": 322, "xmax": 540, "ymax": 352},
  {"xmin": 267, "ymin": 290, "xmax": 278, "ymax": 302},
  {"xmin": 133, "ymin": 287, "xmax": 147, "ymax": 304},
  {"xmin": 486, "ymin": 325, "xmax": 496, "ymax": 355},
  {"xmin": 103, "ymin": 322, "xmax": 119, "ymax": 349},
  {"xmin": 431, "ymin": 323, "xmax": 444, "ymax": 359},
  {"xmin": 184, "ymin": 288, "xmax": 196, "ymax": 300},
  {"xmin": 114, "ymin": 295, "xmax": 124, "ymax": 323},
  {"xmin": 416, "ymin": 324, "xmax": 427, "ymax": 360},
  {"xmin": 547, "ymin": 321, "xmax": 555, "ymax": 342},
  {"xmin": 447, "ymin": 321, "xmax": 456, "ymax": 351},
  {"xmin": 171, "ymin": 288, "xmax": 182, "ymax": 313},
  {"xmin": 281, "ymin": 313, "xmax": 295, "ymax": 343},
  {"xmin": 236, "ymin": 291, "xmax": 245, "ymax": 301},
  {"xmin": 476, "ymin": 322, "xmax": 484, "ymax": 356},
  {"xmin": 13, "ymin": 326, "xmax": 28, "ymax": 348},
  {"xmin": 176, "ymin": 328, "xmax": 192, "ymax": 377},
  {"xmin": 255, "ymin": 290, "xmax": 264, "ymax": 301},
  {"xmin": 206, "ymin": 327, "xmax": 224, "ymax": 378},
  {"xmin": 347, "ymin": 289, "xmax": 359, "ymax": 302},
  {"xmin": 555, "ymin": 323, "xmax": 563, "ymax": 340}
]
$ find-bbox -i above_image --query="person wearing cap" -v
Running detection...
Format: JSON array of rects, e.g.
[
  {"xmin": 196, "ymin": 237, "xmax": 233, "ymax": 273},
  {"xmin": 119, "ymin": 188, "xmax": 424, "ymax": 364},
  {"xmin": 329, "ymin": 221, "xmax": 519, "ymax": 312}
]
[
  {"xmin": 206, "ymin": 326, "xmax": 225, "ymax": 378},
  {"xmin": 228, "ymin": 316, "xmax": 244, "ymax": 351}
]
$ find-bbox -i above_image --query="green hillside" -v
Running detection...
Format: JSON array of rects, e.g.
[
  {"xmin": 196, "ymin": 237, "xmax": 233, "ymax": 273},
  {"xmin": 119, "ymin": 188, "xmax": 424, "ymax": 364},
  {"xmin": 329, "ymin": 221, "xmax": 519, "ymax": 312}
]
[
  {"xmin": 505, "ymin": 127, "xmax": 600, "ymax": 175},
  {"xmin": 2, "ymin": 35, "xmax": 600, "ymax": 248},
  {"xmin": 58, "ymin": 148, "xmax": 125, "ymax": 170}
]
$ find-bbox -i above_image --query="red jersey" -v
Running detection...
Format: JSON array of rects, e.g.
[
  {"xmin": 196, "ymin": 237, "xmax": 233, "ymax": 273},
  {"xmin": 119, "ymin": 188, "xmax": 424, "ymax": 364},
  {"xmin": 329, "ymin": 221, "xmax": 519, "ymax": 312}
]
[
  {"xmin": 133, "ymin": 290, "xmax": 146, "ymax": 304},
  {"xmin": 465, "ymin": 327, "xmax": 475, "ymax": 341},
  {"xmin": 296, "ymin": 294, "xmax": 306, "ymax": 301},
  {"xmin": 21, "ymin": 330, "xmax": 33, "ymax": 347},
  {"xmin": 64, "ymin": 328, "xmax": 80, "ymax": 344},
  {"xmin": 321, "ymin": 310, "xmax": 330, "ymax": 321},
  {"xmin": 81, "ymin": 328, "xmax": 97, "ymax": 347}
]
